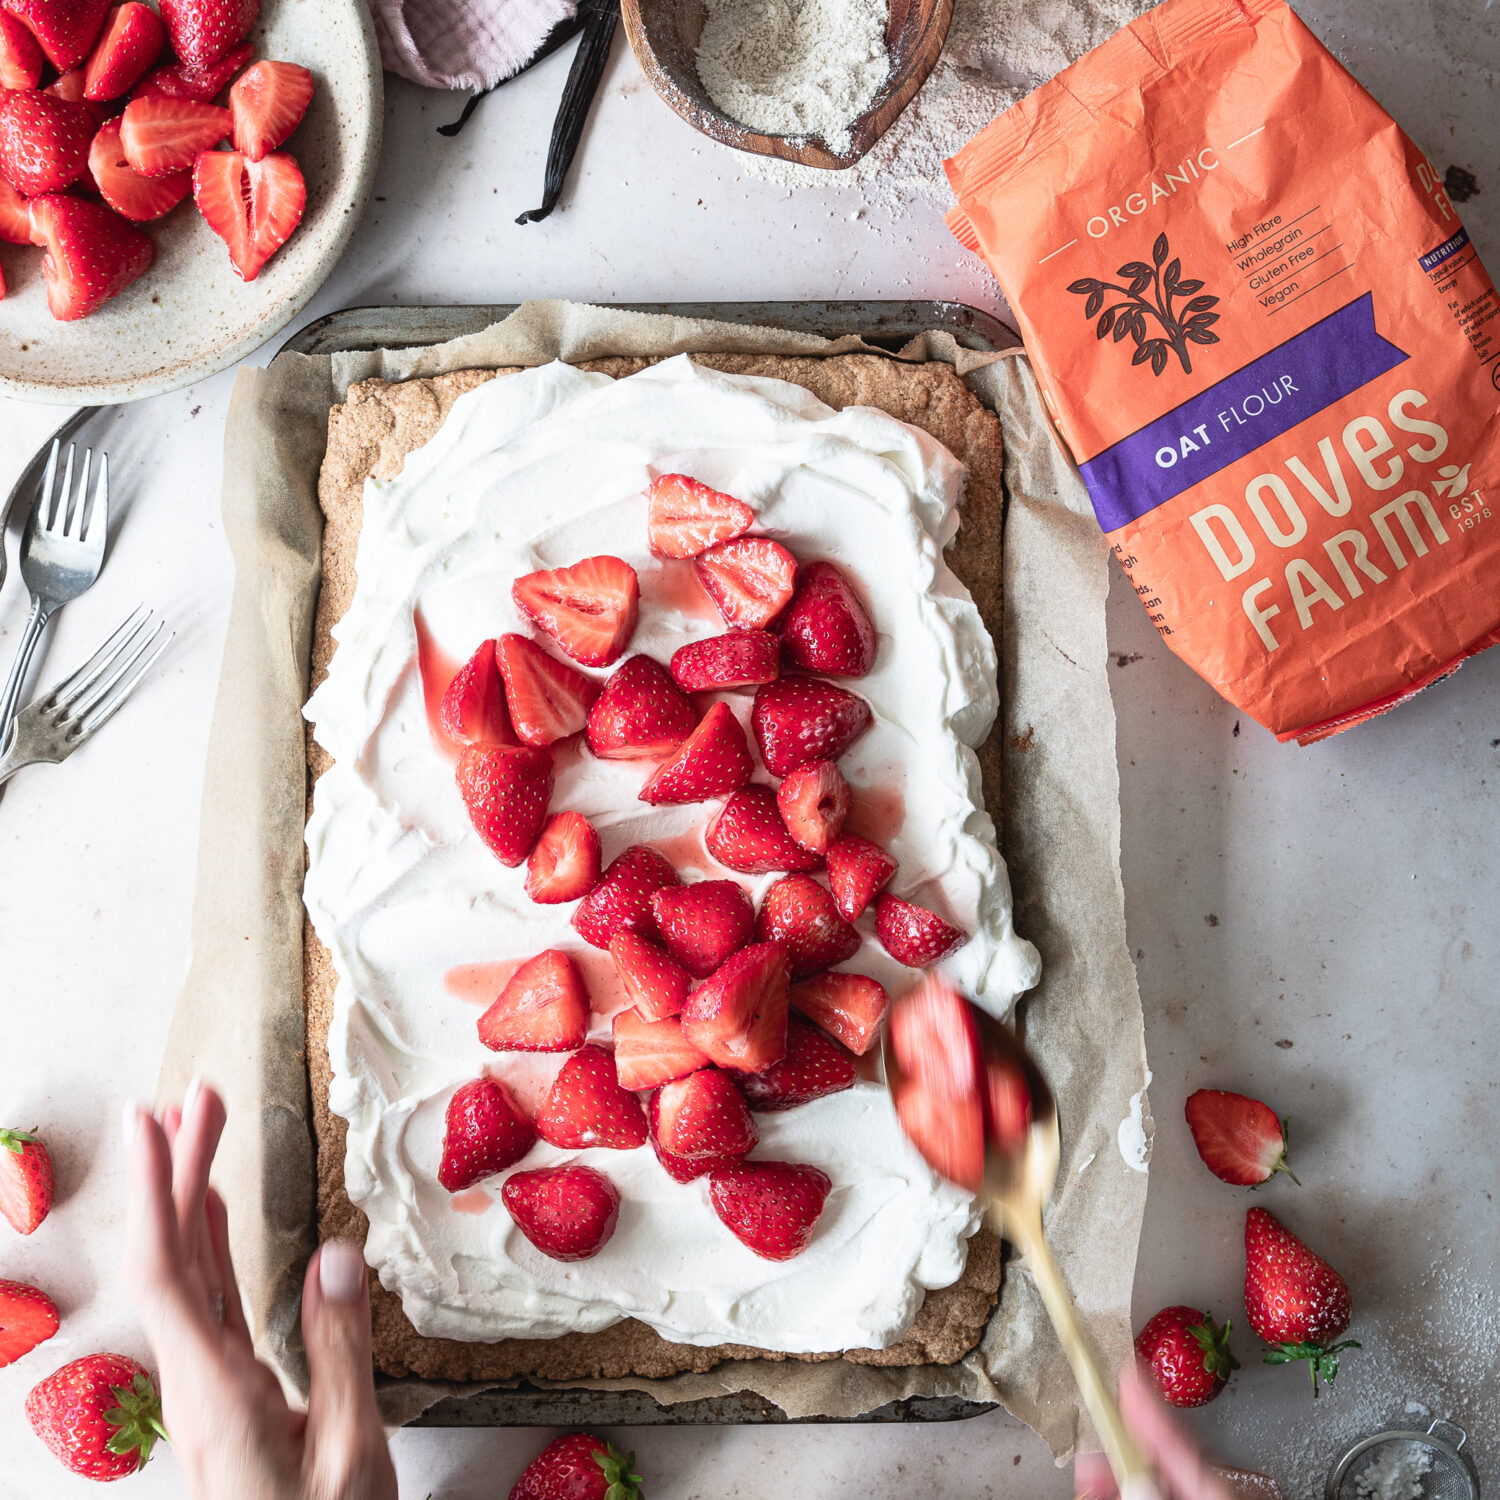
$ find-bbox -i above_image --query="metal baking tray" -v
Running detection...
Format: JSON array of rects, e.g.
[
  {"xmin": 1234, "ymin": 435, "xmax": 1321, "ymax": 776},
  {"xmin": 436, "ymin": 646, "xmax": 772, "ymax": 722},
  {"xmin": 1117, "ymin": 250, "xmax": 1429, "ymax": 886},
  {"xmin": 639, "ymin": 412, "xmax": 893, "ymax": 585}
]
[{"xmin": 281, "ymin": 300, "xmax": 1013, "ymax": 1427}]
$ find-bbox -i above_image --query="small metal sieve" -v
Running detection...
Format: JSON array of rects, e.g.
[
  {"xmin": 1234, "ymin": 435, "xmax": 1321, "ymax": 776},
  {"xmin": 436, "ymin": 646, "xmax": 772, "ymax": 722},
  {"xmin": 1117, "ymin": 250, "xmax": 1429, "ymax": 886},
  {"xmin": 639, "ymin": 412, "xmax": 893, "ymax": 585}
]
[{"xmin": 1327, "ymin": 1419, "xmax": 1480, "ymax": 1500}]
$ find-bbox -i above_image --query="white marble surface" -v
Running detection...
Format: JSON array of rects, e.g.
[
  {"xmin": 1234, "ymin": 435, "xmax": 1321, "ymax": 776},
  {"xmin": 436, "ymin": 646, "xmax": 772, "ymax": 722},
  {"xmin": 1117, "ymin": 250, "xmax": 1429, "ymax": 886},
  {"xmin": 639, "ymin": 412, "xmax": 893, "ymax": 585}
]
[{"xmin": 1, "ymin": 3, "xmax": 1496, "ymax": 1496}]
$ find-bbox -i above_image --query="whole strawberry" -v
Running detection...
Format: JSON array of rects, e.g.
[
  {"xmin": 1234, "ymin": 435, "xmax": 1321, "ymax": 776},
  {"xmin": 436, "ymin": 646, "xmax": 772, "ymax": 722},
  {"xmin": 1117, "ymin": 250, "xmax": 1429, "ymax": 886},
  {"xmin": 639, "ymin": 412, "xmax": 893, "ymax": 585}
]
[
  {"xmin": 26, "ymin": 1354, "xmax": 166, "ymax": 1480},
  {"xmin": 1244, "ymin": 1207, "xmax": 1359, "ymax": 1394},
  {"xmin": 0, "ymin": 1124, "xmax": 53, "ymax": 1234},
  {"xmin": 510, "ymin": 1432, "xmax": 644, "ymax": 1500},
  {"xmin": 1135, "ymin": 1305, "xmax": 1238, "ymax": 1408}
]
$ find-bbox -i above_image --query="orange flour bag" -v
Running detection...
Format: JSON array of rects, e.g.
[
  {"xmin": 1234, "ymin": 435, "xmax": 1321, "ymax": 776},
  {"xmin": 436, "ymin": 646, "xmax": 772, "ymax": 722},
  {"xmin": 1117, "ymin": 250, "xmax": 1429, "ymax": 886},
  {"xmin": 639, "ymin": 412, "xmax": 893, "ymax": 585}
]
[{"xmin": 945, "ymin": 0, "xmax": 1500, "ymax": 743}]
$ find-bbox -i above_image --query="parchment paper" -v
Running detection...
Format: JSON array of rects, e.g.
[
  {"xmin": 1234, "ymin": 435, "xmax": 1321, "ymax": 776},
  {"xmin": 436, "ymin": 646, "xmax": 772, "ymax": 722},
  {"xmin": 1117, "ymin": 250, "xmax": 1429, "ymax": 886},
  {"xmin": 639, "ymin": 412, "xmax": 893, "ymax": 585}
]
[{"xmin": 158, "ymin": 300, "xmax": 1151, "ymax": 1461}]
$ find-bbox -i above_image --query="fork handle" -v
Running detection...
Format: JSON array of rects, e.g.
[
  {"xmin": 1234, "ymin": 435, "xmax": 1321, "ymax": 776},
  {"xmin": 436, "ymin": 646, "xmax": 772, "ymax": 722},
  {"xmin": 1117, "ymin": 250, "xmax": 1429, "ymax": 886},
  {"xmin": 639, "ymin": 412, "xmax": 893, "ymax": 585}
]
[{"xmin": 0, "ymin": 595, "xmax": 51, "ymax": 753}]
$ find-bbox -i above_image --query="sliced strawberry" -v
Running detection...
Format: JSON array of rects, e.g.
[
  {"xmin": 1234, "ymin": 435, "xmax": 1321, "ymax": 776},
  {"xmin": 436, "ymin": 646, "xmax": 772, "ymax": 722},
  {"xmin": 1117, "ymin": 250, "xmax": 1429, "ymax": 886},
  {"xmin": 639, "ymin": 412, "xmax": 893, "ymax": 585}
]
[
  {"xmin": 733, "ymin": 1016, "xmax": 855, "ymax": 1112},
  {"xmin": 788, "ymin": 971, "xmax": 888, "ymax": 1055},
  {"xmin": 608, "ymin": 932, "xmax": 689, "ymax": 1021},
  {"xmin": 680, "ymin": 941, "xmax": 789, "ymax": 1073},
  {"xmin": 0, "ymin": 1279, "xmax": 59, "ymax": 1367},
  {"xmin": 0, "ymin": 177, "xmax": 33, "ymax": 243},
  {"xmin": 3, "ymin": 0, "xmax": 111, "ymax": 72},
  {"xmin": 438, "ymin": 1077, "xmax": 536, "ymax": 1191},
  {"xmin": 88, "ymin": 116, "xmax": 190, "ymax": 220},
  {"xmin": 131, "ymin": 41, "xmax": 251, "ymax": 101},
  {"xmin": 751, "ymin": 675, "xmax": 872, "ymax": 777},
  {"xmin": 776, "ymin": 760, "xmax": 850, "ymax": 854},
  {"xmin": 778, "ymin": 560, "xmax": 877, "ymax": 677},
  {"xmin": 524, "ymin": 811, "xmax": 601, "ymax": 904},
  {"xmin": 650, "ymin": 1068, "xmax": 757, "ymax": 1161},
  {"xmin": 695, "ymin": 537, "xmax": 797, "ymax": 629},
  {"xmin": 572, "ymin": 844, "xmax": 679, "ymax": 950},
  {"xmin": 159, "ymin": 0, "xmax": 258, "ymax": 69},
  {"xmin": 228, "ymin": 58, "xmax": 309, "ymax": 160},
  {"xmin": 0, "ymin": 1127, "xmax": 52, "ymax": 1235},
  {"xmin": 455, "ymin": 742, "xmax": 553, "ymax": 866},
  {"xmin": 476, "ymin": 949, "xmax": 589, "ymax": 1052},
  {"xmin": 1185, "ymin": 1090, "xmax": 1298, "ymax": 1187},
  {"xmin": 705, "ymin": 784, "xmax": 822, "ymax": 875},
  {"xmin": 438, "ymin": 637, "xmax": 515, "ymax": 748},
  {"xmin": 668, "ymin": 629, "xmax": 780, "ymax": 693},
  {"xmin": 639, "ymin": 700, "xmax": 754, "ymax": 805},
  {"xmin": 613, "ymin": 1009, "xmax": 707, "ymax": 1090},
  {"xmin": 119, "ymin": 95, "xmax": 228, "ymax": 175},
  {"xmin": 756, "ymin": 873, "xmax": 860, "ymax": 978},
  {"xmin": 513, "ymin": 555, "xmax": 639, "ymax": 669},
  {"xmin": 651, "ymin": 1136, "xmax": 741, "ymax": 1184},
  {"xmin": 984, "ymin": 1051, "xmax": 1034, "ymax": 1158},
  {"xmin": 0, "ymin": 12, "xmax": 45, "ymax": 89},
  {"xmin": 27, "ymin": 193, "xmax": 151, "ymax": 319},
  {"xmin": 709, "ymin": 1160, "xmax": 831, "ymax": 1261},
  {"xmin": 650, "ymin": 879, "xmax": 754, "ymax": 978},
  {"xmin": 0, "ymin": 89, "xmax": 94, "ymax": 195},
  {"xmin": 496, "ymin": 633, "xmax": 599, "ymax": 747},
  {"xmin": 536, "ymin": 1043, "xmax": 648, "ymax": 1150},
  {"xmin": 83, "ymin": 4, "xmax": 164, "ymax": 101},
  {"xmin": 875, "ymin": 893, "xmax": 968, "ymax": 967},
  {"xmin": 585, "ymin": 654, "xmax": 695, "ymax": 760},
  {"xmin": 646, "ymin": 473, "xmax": 755, "ymax": 559},
  {"xmin": 191, "ymin": 147, "xmax": 303, "ymax": 280},
  {"xmin": 824, "ymin": 833, "xmax": 896, "ymax": 920},
  {"xmin": 503, "ymin": 1164, "xmax": 619, "ymax": 1260}
]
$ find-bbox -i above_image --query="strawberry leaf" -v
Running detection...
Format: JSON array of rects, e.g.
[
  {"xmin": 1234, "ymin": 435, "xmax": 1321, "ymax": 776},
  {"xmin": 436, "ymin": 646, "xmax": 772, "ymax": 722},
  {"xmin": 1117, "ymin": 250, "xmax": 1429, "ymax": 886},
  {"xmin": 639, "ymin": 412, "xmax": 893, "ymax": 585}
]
[
  {"xmin": 1264, "ymin": 1338, "xmax": 1361, "ymax": 1396},
  {"xmin": 102, "ymin": 1372, "xmax": 168, "ymax": 1469},
  {"xmin": 0, "ymin": 1126, "xmax": 39, "ymax": 1153},
  {"xmin": 594, "ymin": 1442, "xmax": 646, "ymax": 1500}
]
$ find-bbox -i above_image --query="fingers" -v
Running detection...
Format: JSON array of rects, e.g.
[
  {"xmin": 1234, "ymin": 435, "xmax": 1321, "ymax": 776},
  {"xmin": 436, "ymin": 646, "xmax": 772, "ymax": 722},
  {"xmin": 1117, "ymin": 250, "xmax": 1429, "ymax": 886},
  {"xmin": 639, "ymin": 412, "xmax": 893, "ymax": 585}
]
[
  {"xmin": 1116, "ymin": 1368, "xmax": 1235, "ymax": 1500},
  {"xmin": 204, "ymin": 1188, "xmax": 252, "ymax": 1345},
  {"xmin": 1074, "ymin": 1451, "xmax": 1119, "ymax": 1498},
  {"xmin": 123, "ymin": 1103, "xmax": 183, "ymax": 1304},
  {"xmin": 171, "ymin": 1079, "xmax": 227, "ymax": 1258}
]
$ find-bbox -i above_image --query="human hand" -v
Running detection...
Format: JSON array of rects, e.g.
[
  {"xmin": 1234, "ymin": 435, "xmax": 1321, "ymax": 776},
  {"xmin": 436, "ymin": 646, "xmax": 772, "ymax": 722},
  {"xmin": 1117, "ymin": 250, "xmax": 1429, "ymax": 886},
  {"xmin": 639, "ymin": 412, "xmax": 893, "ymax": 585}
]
[{"xmin": 124, "ymin": 1081, "xmax": 397, "ymax": 1500}]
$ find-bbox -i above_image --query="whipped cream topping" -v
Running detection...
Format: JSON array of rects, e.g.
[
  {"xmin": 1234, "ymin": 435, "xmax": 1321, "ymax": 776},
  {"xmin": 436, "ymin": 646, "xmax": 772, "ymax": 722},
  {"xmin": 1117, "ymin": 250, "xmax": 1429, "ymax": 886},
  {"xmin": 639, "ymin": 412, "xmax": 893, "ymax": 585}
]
[{"xmin": 303, "ymin": 356, "xmax": 1041, "ymax": 1351}]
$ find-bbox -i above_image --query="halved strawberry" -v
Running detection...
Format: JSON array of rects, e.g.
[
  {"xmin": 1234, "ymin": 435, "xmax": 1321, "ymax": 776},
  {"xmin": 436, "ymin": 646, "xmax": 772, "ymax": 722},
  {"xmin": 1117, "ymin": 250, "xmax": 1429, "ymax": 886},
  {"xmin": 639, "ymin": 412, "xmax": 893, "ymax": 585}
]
[
  {"xmin": 191, "ymin": 147, "xmax": 303, "ymax": 281},
  {"xmin": 228, "ymin": 58, "xmax": 310, "ymax": 160},
  {"xmin": 536, "ymin": 1044, "xmax": 648, "ymax": 1150},
  {"xmin": 705, "ymin": 784, "xmax": 822, "ymax": 875},
  {"xmin": 756, "ymin": 873, "xmax": 860, "ymax": 978},
  {"xmin": 788, "ymin": 971, "xmax": 888, "ymax": 1055},
  {"xmin": 985, "ymin": 1050, "xmax": 1034, "ymax": 1157},
  {"xmin": 751, "ymin": 675, "xmax": 872, "ymax": 777},
  {"xmin": 496, "ymin": 634, "xmax": 599, "ymax": 747},
  {"xmin": 778, "ymin": 560, "xmax": 877, "ymax": 678},
  {"xmin": 776, "ymin": 760, "xmax": 850, "ymax": 854},
  {"xmin": 524, "ymin": 811, "xmax": 601, "ymax": 904},
  {"xmin": 0, "ymin": 90, "xmax": 94, "ymax": 195},
  {"xmin": 651, "ymin": 879, "xmax": 754, "ymax": 978},
  {"xmin": 131, "ymin": 40, "xmax": 251, "ymax": 100},
  {"xmin": 585, "ymin": 654, "xmax": 695, "ymax": 760},
  {"xmin": 680, "ymin": 941, "xmax": 789, "ymax": 1073},
  {"xmin": 709, "ymin": 1160, "xmax": 831, "ymax": 1261},
  {"xmin": 733, "ymin": 1016, "xmax": 855, "ymax": 1111},
  {"xmin": 875, "ymin": 894, "xmax": 968, "ymax": 967},
  {"xmin": 28, "ymin": 193, "xmax": 152, "ymax": 319},
  {"xmin": 669, "ymin": 629, "xmax": 780, "ymax": 693},
  {"xmin": 89, "ymin": 117, "xmax": 190, "ymax": 221},
  {"xmin": 650, "ymin": 1068, "xmax": 757, "ymax": 1160},
  {"xmin": 572, "ymin": 844, "xmax": 679, "ymax": 949},
  {"xmin": 647, "ymin": 473, "xmax": 754, "ymax": 559},
  {"xmin": 514, "ymin": 556, "xmax": 640, "ymax": 668},
  {"xmin": 695, "ymin": 537, "xmax": 797, "ymax": 629},
  {"xmin": 0, "ymin": 1127, "xmax": 52, "ymax": 1235},
  {"xmin": 824, "ymin": 833, "xmax": 896, "ymax": 920},
  {"xmin": 0, "ymin": 12, "xmax": 45, "ymax": 89},
  {"xmin": 3, "ymin": 0, "xmax": 111, "ymax": 72},
  {"xmin": 608, "ymin": 932, "xmax": 689, "ymax": 1021},
  {"xmin": 455, "ymin": 742, "xmax": 553, "ymax": 866},
  {"xmin": 612, "ymin": 1008, "xmax": 706, "ymax": 1090},
  {"xmin": 1185, "ymin": 1090, "xmax": 1298, "ymax": 1187},
  {"xmin": 83, "ymin": 4, "xmax": 164, "ymax": 101},
  {"xmin": 159, "ymin": 0, "xmax": 257, "ymax": 69},
  {"xmin": 639, "ymin": 701, "xmax": 754, "ymax": 805},
  {"xmin": 0, "ymin": 1279, "xmax": 59, "ymax": 1367},
  {"xmin": 0, "ymin": 177, "xmax": 33, "ymax": 243},
  {"xmin": 119, "ymin": 95, "xmax": 228, "ymax": 175},
  {"xmin": 476, "ymin": 949, "xmax": 589, "ymax": 1052},
  {"xmin": 438, "ymin": 1077, "xmax": 536, "ymax": 1191},
  {"xmin": 439, "ymin": 637, "xmax": 515, "ymax": 748},
  {"xmin": 502, "ymin": 1164, "xmax": 619, "ymax": 1261}
]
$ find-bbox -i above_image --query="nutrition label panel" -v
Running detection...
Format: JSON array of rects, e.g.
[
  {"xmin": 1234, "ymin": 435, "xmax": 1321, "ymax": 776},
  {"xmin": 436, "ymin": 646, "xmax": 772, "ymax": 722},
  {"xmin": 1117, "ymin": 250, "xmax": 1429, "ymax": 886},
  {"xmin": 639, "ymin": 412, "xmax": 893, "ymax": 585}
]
[
  {"xmin": 1227, "ymin": 205, "xmax": 1353, "ymax": 317},
  {"xmin": 1419, "ymin": 226, "xmax": 1500, "ymax": 388}
]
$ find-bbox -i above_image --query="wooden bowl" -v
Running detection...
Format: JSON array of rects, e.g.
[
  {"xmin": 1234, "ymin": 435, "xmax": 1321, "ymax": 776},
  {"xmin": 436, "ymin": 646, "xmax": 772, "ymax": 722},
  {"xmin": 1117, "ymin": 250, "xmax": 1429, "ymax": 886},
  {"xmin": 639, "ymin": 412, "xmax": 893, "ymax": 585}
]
[{"xmin": 623, "ymin": 0, "xmax": 953, "ymax": 170}]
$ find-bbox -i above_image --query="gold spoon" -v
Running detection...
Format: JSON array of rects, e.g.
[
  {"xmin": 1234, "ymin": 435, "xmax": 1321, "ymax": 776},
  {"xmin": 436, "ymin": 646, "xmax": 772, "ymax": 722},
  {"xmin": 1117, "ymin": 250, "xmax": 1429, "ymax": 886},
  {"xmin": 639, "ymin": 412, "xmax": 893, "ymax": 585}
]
[{"xmin": 883, "ymin": 999, "xmax": 1162, "ymax": 1500}]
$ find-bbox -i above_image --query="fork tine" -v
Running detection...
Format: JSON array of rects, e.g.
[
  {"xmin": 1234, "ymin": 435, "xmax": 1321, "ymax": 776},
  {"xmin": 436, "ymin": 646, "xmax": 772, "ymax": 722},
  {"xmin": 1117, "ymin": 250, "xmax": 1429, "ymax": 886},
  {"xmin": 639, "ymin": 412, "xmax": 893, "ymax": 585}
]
[
  {"xmin": 34, "ymin": 439, "xmax": 59, "ymax": 533},
  {"xmin": 86, "ymin": 450, "xmax": 109, "ymax": 546},
  {"xmin": 51, "ymin": 444, "xmax": 75, "ymax": 533},
  {"xmin": 67, "ymin": 447, "xmax": 92, "ymax": 540},
  {"xmin": 76, "ymin": 627, "xmax": 171, "ymax": 740},
  {"xmin": 68, "ymin": 616, "xmax": 163, "ymax": 723},
  {"xmin": 42, "ymin": 604, "xmax": 151, "ymax": 710}
]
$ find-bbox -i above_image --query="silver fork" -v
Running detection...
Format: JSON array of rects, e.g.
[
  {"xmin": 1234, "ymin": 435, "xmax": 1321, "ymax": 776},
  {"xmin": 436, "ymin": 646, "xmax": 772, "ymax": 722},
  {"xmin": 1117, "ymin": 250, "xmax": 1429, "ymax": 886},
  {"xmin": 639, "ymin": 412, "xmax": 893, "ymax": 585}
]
[
  {"xmin": 0, "ymin": 606, "xmax": 171, "ymax": 786},
  {"xmin": 0, "ymin": 438, "xmax": 109, "ymax": 750}
]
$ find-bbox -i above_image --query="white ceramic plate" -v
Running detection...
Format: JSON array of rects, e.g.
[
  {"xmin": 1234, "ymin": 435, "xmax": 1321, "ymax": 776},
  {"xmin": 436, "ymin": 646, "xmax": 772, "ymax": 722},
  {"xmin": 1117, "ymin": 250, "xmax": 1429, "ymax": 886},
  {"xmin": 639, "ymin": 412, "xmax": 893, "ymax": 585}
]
[{"xmin": 0, "ymin": 0, "xmax": 383, "ymax": 404}]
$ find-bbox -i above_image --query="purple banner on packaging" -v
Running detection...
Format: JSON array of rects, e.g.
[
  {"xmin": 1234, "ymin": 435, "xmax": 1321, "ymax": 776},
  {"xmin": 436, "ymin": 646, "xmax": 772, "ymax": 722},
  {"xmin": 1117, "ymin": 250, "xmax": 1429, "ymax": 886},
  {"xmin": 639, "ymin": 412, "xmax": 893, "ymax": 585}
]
[{"xmin": 1079, "ymin": 294, "xmax": 1408, "ymax": 533}]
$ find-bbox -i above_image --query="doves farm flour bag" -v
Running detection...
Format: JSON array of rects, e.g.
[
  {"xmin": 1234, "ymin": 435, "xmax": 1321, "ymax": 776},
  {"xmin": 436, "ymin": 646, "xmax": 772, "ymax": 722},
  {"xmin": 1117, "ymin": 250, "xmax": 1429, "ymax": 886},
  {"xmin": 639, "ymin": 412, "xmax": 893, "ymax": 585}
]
[{"xmin": 946, "ymin": 0, "xmax": 1500, "ymax": 743}]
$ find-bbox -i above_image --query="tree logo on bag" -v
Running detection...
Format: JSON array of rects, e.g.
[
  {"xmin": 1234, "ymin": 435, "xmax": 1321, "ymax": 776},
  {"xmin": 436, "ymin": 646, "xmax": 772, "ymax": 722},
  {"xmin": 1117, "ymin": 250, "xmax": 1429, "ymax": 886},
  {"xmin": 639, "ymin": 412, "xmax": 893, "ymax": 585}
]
[{"xmin": 1068, "ymin": 232, "xmax": 1221, "ymax": 377}]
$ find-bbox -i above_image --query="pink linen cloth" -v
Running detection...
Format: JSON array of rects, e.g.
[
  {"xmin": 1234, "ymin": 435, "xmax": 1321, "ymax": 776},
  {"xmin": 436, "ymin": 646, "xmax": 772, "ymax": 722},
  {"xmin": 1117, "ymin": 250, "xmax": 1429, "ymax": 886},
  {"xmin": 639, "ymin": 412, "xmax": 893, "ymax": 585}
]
[{"xmin": 371, "ymin": 0, "xmax": 577, "ymax": 92}]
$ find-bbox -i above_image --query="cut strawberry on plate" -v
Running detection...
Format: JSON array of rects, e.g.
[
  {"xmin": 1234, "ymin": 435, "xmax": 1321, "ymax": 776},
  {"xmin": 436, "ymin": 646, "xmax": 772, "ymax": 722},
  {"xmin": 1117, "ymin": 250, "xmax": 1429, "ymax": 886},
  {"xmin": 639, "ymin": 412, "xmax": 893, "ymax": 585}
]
[
  {"xmin": 824, "ymin": 833, "xmax": 896, "ymax": 920},
  {"xmin": 709, "ymin": 1160, "xmax": 831, "ymax": 1261},
  {"xmin": 788, "ymin": 971, "xmax": 888, "ymax": 1055},
  {"xmin": 751, "ymin": 675, "xmax": 872, "ymax": 777},
  {"xmin": 776, "ymin": 760, "xmax": 850, "ymax": 854},
  {"xmin": 608, "ymin": 932, "xmax": 690, "ymax": 1021},
  {"xmin": 668, "ymin": 629, "xmax": 780, "ymax": 693},
  {"xmin": 733, "ymin": 1016, "xmax": 855, "ymax": 1112},
  {"xmin": 514, "ymin": 555, "xmax": 640, "ymax": 669},
  {"xmin": 228, "ymin": 58, "xmax": 310, "ymax": 160},
  {"xmin": 639, "ymin": 700, "xmax": 754, "ymax": 805},
  {"xmin": 119, "ymin": 95, "xmax": 228, "ymax": 175},
  {"xmin": 536, "ymin": 1044, "xmax": 648, "ymax": 1150},
  {"xmin": 680, "ymin": 941, "xmax": 790, "ymax": 1073},
  {"xmin": 89, "ymin": 117, "xmax": 191, "ymax": 221},
  {"xmin": 875, "ymin": 893, "xmax": 968, "ymax": 967},
  {"xmin": 496, "ymin": 633, "xmax": 599, "ymax": 747},
  {"xmin": 0, "ymin": 1278, "xmax": 59, "ymax": 1368},
  {"xmin": 778, "ymin": 560, "xmax": 878, "ymax": 678},
  {"xmin": 705, "ymin": 784, "xmax": 822, "ymax": 875},
  {"xmin": 0, "ymin": 1126, "xmax": 52, "ymax": 1235},
  {"xmin": 0, "ymin": 11, "xmax": 45, "ymax": 88},
  {"xmin": 502, "ymin": 1164, "xmax": 620, "ymax": 1261},
  {"xmin": 1185, "ymin": 1089, "xmax": 1298, "ymax": 1187},
  {"xmin": 524, "ymin": 811, "xmax": 601, "ymax": 904},
  {"xmin": 3, "ymin": 0, "xmax": 111, "ymax": 71},
  {"xmin": 695, "ymin": 537, "xmax": 797, "ymax": 630},
  {"xmin": 131, "ymin": 40, "xmax": 251, "ymax": 100},
  {"xmin": 83, "ymin": 3, "xmax": 164, "ymax": 101},
  {"xmin": 438, "ymin": 1076, "xmax": 536, "ymax": 1191},
  {"xmin": 438, "ymin": 637, "xmax": 515, "ymax": 748},
  {"xmin": 0, "ymin": 89, "xmax": 94, "ymax": 195},
  {"xmin": 476, "ymin": 949, "xmax": 589, "ymax": 1052},
  {"xmin": 159, "ymin": 0, "xmax": 257, "ymax": 69},
  {"xmin": 191, "ymin": 147, "xmax": 303, "ymax": 280},
  {"xmin": 646, "ymin": 473, "xmax": 755, "ymax": 559},
  {"xmin": 612, "ymin": 1008, "xmax": 706, "ymax": 1090},
  {"xmin": 755, "ymin": 873, "xmax": 860, "ymax": 978},
  {"xmin": 650, "ymin": 878, "xmax": 754, "ymax": 978},
  {"xmin": 585, "ymin": 654, "xmax": 695, "ymax": 760},
  {"xmin": 0, "ymin": 176, "xmax": 33, "ymax": 242},
  {"xmin": 455, "ymin": 741, "xmax": 553, "ymax": 866},
  {"xmin": 650, "ymin": 1067, "xmax": 758, "ymax": 1161},
  {"xmin": 572, "ymin": 843, "xmax": 679, "ymax": 949},
  {"xmin": 28, "ymin": 193, "xmax": 153, "ymax": 319}
]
